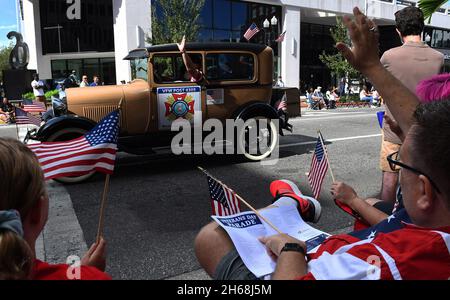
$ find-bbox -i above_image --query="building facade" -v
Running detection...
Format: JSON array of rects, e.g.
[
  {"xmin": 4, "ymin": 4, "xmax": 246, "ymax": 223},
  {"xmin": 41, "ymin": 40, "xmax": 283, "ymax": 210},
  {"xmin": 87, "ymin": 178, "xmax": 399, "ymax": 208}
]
[{"xmin": 18, "ymin": 0, "xmax": 450, "ymax": 88}]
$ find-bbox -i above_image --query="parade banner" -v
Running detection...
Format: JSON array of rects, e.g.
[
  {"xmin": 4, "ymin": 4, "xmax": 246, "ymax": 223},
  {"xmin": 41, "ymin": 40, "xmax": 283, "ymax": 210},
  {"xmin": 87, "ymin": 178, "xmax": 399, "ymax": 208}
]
[{"xmin": 157, "ymin": 86, "xmax": 202, "ymax": 130}]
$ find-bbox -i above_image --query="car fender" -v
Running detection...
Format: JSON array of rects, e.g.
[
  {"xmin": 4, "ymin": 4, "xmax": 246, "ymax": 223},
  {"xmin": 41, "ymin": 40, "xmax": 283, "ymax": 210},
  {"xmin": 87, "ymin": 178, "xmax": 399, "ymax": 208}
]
[{"xmin": 35, "ymin": 115, "xmax": 97, "ymax": 141}]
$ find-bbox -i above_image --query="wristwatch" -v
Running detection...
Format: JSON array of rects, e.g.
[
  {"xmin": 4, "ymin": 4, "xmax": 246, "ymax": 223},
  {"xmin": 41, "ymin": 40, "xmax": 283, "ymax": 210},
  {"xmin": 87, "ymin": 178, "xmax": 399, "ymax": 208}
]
[{"xmin": 280, "ymin": 243, "xmax": 306, "ymax": 255}]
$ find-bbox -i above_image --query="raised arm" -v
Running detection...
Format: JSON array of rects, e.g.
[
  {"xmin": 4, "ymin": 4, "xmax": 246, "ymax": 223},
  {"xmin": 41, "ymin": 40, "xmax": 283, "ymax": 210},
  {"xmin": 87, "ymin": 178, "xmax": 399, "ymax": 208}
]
[
  {"xmin": 336, "ymin": 7, "xmax": 419, "ymax": 135},
  {"xmin": 177, "ymin": 35, "xmax": 202, "ymax": 80}
]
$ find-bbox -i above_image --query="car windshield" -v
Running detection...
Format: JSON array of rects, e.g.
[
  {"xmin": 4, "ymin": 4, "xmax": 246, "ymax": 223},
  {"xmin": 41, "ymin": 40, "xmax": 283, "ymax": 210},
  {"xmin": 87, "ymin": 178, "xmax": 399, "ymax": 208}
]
[{"xmin": 130, "ymin": 57, "xmax": 148, "ymax": 81}]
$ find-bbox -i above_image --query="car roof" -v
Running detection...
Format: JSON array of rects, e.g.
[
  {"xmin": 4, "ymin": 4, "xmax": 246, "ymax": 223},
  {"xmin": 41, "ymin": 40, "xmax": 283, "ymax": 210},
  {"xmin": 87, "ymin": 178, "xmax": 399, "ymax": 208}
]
[
  {"xmin": 124, "ymin": 43, "xmax": 268, "ymax": 60},
  {"xmin": 147, "ymin": 42, "xmax": 267, "ymax": 54}
]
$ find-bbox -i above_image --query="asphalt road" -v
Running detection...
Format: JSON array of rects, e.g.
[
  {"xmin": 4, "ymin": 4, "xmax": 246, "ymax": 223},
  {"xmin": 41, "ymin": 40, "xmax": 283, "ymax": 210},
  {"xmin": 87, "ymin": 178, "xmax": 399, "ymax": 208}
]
[{"xmin": 66, "ymin": 107, "xmax": 384, "ymax": 279}]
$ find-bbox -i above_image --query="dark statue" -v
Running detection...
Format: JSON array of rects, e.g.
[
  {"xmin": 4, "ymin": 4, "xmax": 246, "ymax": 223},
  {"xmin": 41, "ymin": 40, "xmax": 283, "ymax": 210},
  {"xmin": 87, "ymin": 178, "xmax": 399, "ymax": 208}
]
[
  {"xmin": 7, "ymin": 31, "xmax": 30, "ymax": 70},
  {"xmin": 2, "ymin": 31, "xmax": 34, "ymax": 99}
]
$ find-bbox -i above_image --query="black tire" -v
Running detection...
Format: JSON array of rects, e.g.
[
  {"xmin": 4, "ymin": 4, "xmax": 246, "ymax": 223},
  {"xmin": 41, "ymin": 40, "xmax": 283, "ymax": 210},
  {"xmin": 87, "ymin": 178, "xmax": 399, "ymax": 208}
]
[{"xmin": 46, "ymin": 127, "xmax": 95, "ymax": 183}]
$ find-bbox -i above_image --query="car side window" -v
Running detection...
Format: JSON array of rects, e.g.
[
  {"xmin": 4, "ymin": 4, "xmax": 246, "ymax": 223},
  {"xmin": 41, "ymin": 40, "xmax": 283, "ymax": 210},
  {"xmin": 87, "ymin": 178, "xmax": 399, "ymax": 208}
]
[
  {"xmin": 205, "ymin": 53, "xmax": 254, "ymax": 81},
  {"xmin": 153, "ymin": 54, "xmax": 203, "ymax": 83}
]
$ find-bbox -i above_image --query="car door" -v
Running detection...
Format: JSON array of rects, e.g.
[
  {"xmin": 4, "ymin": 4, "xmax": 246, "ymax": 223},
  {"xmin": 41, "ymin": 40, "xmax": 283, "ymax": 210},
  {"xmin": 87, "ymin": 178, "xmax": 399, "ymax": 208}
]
[{"xmin": 148, "ymin": 52, "xmax": 206, "ymax": 133}]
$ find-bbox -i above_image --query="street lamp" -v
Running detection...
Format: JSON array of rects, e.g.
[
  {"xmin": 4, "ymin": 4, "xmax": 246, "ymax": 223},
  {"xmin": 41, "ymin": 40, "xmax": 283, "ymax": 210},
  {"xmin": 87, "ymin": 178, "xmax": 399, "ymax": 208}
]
[{"xmin": 263, "ymin": 19, "xmax": 270, "ymax": 45}]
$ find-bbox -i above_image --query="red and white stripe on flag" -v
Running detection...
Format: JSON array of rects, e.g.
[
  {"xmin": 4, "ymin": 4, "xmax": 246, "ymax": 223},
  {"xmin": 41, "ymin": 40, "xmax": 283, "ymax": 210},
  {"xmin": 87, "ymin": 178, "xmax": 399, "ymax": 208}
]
[
  {"xmin": 28, "ymin": 109, "xmax": 120, "ymax": 180},
  {"xmin": 207, "ymin": 175, "xmax": 241, "ymax": 216},
  {"xmin": 211, "ymin": 185, "xmax": 241, "ymax": 216},
  {"xmin": 28, "ymin": 137, "xmax": 117, "ymax": 180},
  {"xmin": 23, "ymin": 101, "xmax": 46, "ymax": 113},
  {"xmin": 307, "ymin": 136, "xmax": 329, "ymax": 199},
  {"xmin": 243, "ymin": 23, "xmax": 260, "ymax": 41}
]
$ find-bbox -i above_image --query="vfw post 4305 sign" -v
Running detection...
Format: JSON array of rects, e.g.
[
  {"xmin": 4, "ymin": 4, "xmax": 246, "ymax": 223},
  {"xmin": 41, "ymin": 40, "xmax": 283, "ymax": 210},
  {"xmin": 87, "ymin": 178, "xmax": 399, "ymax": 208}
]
[{"xmin": 157, "ymin": 86, "xmax": 201, "ymax": 130}]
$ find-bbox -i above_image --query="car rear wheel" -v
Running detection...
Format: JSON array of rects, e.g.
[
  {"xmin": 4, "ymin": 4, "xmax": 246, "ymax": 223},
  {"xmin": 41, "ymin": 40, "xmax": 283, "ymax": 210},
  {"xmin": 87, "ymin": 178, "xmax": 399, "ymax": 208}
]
[
  {"xmin": 45, "ymin": 127, "xmax": 95, "ymax": 184},
  {"xmin": 237, "ymin": 117, "xmax": 278, "ymax": 161}
]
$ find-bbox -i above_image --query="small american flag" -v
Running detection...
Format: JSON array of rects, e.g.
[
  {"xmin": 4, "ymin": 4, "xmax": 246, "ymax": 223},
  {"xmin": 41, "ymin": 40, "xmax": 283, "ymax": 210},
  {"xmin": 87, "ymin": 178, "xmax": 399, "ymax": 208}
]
[
  {"xmin": 23, "ymin": 100, "xmax": 46, "ymax": 113},
  {"xmin": 275, "ymin": 31, "xmax": 286, "ymax": 42},
  {"xmin": 243, "ymin": 23, "xmax": 260, "ymax": 41},
  {"xmin": 28, "ymin": 110, "xmax": 120, "ymax": 180},
  {"xmin": 308, "ymin": 133, "xmax": 329, "ymax": 199},
  {"xmin": 15, "ymin": 107, "xmax": 41, "ymax": 126},
  {"xmin": 207, "ymin": 175, "xmax": 241, "ymax": 216}
]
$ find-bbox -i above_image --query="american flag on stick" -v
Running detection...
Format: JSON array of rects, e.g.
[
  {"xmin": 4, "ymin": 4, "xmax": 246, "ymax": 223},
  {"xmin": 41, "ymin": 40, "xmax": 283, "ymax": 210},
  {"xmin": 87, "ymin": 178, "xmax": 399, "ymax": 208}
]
[
  {"xmin": 307, "ymin": 132, "xmax": 330, "ymax": 199},
  {"xmin": 243, "ymin": 23, "xmax": 260, "ymax": 41},
  {"xmin": 207, "ymin": 175, "xmax": 241, "ymax": 216},
  {"xmin": 275, "ymin": 31, "xmax": 286, "ymax": 42},
  {"xmin": 23, "ymin": 100, "xmax": 46, "ymax": 113},
  {"xmin": 15, "ymin": 107, "xmax": 42, "ymax": 127},
  {"xmin": 28, "ymin": 110, "xmax": 120, "ymax": 180}
]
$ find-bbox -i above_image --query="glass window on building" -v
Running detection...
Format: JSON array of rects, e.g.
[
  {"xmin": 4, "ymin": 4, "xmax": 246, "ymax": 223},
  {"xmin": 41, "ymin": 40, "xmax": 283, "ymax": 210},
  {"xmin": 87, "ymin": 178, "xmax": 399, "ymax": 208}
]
[
  {"xmin": 205, "ymin": 53, "xmax": 254, "ymax": 81},
  {"xmin": 443, "ymin": 30, "xmax": 450, "ymax": 48},
  {"xmin": 51, "ymin": 58, "xmax": 116, "ymax": 86},
  {"xmin": 40, "ymin": 0, "xmax": 114, "ymax": 54},
  {"xmin": 432, "ymin": 29, "xmax": 444, "ymax": 48}
]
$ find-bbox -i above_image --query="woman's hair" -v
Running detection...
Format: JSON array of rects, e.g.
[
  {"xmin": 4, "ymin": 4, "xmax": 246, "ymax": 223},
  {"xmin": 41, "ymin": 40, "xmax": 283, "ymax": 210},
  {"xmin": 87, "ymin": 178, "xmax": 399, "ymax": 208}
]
[
  {"xmin": 0, "ymin": 138, "xmax": 46, "ymax": 280},
  {"xmin": 0, "ymin": 229, "xmax": 33, "ymax": 280},
  {"xmin": 0, "ymin": 138, "xmax": 46, "ymax": 216}
]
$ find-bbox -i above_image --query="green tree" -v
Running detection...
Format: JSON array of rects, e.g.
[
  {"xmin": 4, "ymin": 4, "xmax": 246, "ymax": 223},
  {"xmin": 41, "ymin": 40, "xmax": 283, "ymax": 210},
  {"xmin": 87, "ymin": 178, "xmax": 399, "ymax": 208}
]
[
  {"xmin": 418, "ymin": 0, "xmax": 448, "ymax": 23},
  {"xmin": 319, "ymin": 17, "xmax": 360, "ymax": 80},
  {"xmin": 147, "ymin": 0, "xmax": 205, "ymax": 45},
  {"xmin": 0, "ymin": 44, "xmax": 13, "ymax": 82}
]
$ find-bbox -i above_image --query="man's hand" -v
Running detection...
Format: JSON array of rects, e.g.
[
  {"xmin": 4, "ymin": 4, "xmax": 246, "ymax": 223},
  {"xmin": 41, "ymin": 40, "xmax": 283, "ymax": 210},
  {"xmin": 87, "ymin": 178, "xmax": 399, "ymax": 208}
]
[
  {"xmin": 330, "ymin": 181, "xmax": 360, "ymax": 207},
  {"xmin": 335, "ymin": 7, "xmax": 383, "ymax": 76},
  {"xmin": 259, "ymin": 234, "xmax": 306, "ymax": 259},
  {"xmin": 177, "ymin": 35, "xmax": 186, "ymax": 53},
  {"xmin": 81, "ymin": 237, "xmax": 107, "ymax": 272}
]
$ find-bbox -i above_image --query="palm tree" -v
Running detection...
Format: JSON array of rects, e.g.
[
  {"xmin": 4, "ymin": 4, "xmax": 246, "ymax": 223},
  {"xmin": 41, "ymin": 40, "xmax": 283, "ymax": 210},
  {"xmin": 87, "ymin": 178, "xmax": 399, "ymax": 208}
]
[{"xmin": 417, "ymin": 0, "xmax": 448, "ymax": 23}]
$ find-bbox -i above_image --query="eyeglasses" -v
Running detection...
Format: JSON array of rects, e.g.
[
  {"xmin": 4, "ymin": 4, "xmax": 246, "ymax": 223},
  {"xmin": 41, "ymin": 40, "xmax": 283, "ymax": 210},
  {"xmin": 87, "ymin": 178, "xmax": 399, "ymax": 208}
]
[{"xmin": 387, "ymin": 151, "xmax": 441, "ymax": 193}]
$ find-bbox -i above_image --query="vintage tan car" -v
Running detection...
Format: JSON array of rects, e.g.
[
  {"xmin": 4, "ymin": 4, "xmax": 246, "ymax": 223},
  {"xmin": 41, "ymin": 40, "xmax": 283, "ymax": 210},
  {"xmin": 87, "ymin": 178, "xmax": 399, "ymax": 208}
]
[{"xmin": 33, "ymin": 42, "xmax": 290, "ymax": 182}]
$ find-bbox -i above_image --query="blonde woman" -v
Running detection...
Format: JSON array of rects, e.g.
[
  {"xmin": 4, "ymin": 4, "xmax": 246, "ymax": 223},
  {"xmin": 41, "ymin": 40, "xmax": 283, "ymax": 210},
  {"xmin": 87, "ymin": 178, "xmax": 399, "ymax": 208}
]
[{"xmin": 0, "ymin": 138, "xmax": 111, "ymax": 280}]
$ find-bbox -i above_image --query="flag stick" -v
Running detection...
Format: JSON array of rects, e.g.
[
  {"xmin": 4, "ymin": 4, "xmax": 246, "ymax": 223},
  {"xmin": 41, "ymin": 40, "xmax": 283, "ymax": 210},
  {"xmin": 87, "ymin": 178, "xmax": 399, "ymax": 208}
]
[
  {"xmin": 96, "ymin": 174, "xmax": 111, "ymax": 243},
  {"xmin": 318, "ymin": 130, "xmax": 336, "ymax": 182},
  {"xmin": 197, "ymin": 166, "xmax": 283, "ymax": 235}
]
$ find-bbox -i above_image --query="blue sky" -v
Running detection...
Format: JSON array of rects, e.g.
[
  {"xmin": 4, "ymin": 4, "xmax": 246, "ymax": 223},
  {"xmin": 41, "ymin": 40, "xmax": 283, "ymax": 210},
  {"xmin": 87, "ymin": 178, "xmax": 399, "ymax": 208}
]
[{"xmin": 0, "ymin": 0, "xmax": 18, "ymax": 48}]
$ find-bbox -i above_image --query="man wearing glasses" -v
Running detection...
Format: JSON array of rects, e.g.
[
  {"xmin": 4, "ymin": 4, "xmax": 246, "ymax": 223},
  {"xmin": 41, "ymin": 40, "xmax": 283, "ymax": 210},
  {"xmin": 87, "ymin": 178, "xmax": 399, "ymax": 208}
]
[{"xmin": 195, "ymin": 7, "xmax": 450, "ymax": 280}]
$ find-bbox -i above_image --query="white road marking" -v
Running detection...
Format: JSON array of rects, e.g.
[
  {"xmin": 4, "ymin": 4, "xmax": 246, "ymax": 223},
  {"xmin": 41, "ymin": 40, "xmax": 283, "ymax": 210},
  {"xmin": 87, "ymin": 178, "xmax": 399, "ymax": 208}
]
[
  {"xmin": 292, "ymin": 113, "xmax": 377, "ymax": 122},
  {"xmin": 279, "ymin": 133, "xmax": 382, "ymax": 149}
]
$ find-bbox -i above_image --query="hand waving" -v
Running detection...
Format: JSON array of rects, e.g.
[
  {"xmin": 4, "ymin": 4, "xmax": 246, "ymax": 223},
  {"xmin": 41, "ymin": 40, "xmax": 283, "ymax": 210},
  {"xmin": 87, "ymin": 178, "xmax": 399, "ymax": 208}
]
[
  {"xmin": 177, "ymin": 35, "xmax": 186, "ymax": 53},
  {"xmin": 336, "ymin": 7, "xmax": 382, "ymax": 75}
]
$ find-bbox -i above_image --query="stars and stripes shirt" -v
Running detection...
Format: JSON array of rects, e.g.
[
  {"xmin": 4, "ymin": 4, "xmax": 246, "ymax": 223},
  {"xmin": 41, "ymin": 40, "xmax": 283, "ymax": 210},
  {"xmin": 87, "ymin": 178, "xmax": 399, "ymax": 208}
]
[
  {"xmin": 244, "ymin": 23, "xmax": 260, "ymax": 41},
  {"xmin": 298, "ymin": 221, "xmax": 450, "ymax": 280},
  {"xmin": 28, "ymin": 110, "xmax": 119, "ymax": 180},
  {"xmin": 207, "ymin": 175, "xmax": 241, "ymax": 216},
  {"xmin": 308, "ymin": 135, "xmax": 328, "ymax": 199},
  {"xmin": 15, "ymin": 107, "xmax": 41, "ymax": 126}
]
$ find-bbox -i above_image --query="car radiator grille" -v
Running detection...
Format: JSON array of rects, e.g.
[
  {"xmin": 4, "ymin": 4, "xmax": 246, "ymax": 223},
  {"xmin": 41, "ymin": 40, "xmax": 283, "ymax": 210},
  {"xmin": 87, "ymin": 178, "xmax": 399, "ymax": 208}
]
[{"xmin": 83, "ymin": 105, "xmax": 124, "ymax": 127}]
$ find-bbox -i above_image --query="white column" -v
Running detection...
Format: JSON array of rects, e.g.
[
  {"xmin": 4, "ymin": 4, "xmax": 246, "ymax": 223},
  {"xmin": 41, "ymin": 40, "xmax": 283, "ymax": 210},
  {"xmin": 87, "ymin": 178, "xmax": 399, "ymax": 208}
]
[
  {"xmin": 281, "ymin": 5, "xmax": 300, "ymax": 88},
  {"xmin": 113, "ymin": 0, "xmax": 151, "ymax": 84},
  {"xmin": 21, "ymin": 0, "xmax": 39, "ymax": 72}
]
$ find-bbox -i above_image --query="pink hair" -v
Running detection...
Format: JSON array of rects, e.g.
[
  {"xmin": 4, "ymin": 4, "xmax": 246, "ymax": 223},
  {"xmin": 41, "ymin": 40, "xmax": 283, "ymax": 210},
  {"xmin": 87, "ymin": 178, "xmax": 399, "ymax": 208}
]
[{"xmin": 416, "ymin": 73, "xmax": 450, "ymax": 103}]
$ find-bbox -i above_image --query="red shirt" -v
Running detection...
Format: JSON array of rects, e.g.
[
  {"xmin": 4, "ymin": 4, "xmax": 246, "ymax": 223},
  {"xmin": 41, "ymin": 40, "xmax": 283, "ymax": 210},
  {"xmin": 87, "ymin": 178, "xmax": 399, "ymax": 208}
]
[
  {"xmin": 32, "ymin": 259, "xmax": 111, "ymax": 280},
  {"xmin": 298, "ymin": 224, "xmax": 450, "ymax": 280}
]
